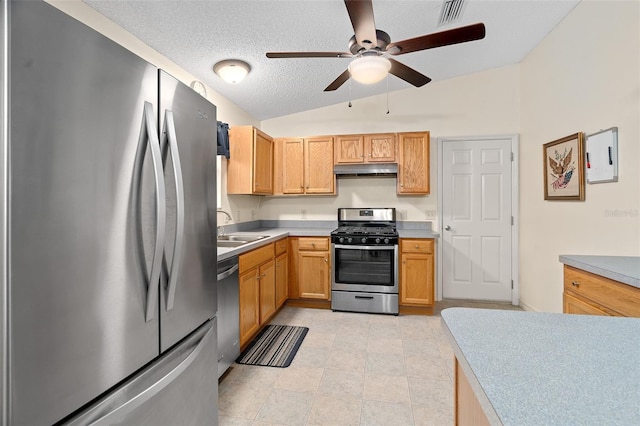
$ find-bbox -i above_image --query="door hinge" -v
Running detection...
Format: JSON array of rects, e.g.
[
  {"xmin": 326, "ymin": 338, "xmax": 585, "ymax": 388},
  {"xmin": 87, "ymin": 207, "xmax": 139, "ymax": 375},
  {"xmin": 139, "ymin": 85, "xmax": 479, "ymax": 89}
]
[
  {"xmin": 511, "ymin": 152, "xmax": 514, "ymax": 161},
  {"xmin": 511, "ymin": 280, "xmax": 514, "ymax": 289},
  {"xmin": 511, "ymin": 216, "xmax": 514, "ymax": 225}
]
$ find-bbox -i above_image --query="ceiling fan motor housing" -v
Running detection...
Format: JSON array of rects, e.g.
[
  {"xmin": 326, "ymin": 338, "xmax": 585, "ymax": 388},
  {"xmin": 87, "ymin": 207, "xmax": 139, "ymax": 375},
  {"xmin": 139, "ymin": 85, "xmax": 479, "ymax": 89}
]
[{"xmin": 349, "ymin": 29, "xmax": 391, "ymax": 55}]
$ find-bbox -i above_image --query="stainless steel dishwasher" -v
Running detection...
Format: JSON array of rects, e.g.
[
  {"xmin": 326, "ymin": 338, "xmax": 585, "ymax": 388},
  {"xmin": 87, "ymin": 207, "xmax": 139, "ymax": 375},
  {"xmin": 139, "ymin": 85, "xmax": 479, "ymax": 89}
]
[{"xmin": 217, "ymin": 256, "xmax": 240, "ymax": 379}]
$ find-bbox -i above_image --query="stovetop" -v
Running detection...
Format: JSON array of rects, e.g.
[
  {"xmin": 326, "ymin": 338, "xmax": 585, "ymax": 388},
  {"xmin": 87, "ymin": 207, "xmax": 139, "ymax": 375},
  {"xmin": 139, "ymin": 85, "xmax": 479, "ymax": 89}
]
[{"xmin": 331, "ymin": 208, "xmax": 398, "ymax": 245}]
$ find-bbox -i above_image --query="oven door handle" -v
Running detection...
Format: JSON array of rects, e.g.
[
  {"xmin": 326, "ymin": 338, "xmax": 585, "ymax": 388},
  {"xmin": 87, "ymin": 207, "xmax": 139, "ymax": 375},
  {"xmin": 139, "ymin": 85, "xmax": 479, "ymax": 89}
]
[{"xmin": 333, "ymin": 244, "xmax": 396, "ymax": 251}]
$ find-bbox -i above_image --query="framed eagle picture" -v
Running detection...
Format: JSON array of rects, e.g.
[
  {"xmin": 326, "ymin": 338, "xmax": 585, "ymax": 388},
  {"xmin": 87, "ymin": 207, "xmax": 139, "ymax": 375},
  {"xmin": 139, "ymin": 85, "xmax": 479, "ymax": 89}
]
[{"xmin": 543, "ymin": 132, "xmax": 585, "ymax": 201}]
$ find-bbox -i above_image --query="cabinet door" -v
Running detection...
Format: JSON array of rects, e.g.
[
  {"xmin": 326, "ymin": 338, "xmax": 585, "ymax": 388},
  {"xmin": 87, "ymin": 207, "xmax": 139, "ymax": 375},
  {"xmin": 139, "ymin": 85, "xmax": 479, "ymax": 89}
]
[
  {"xmin": 335, "ymin": 135, "xmax": 364, "ymax": 164},
  {"xmin": 563, "ymin": 292, "xmax": 611, "ymax": 316},
  {"xmin": 253, "ymin": 129, "xmax": 273, "ymax": 194},
  {"xmin": 298, "ymin": 250, "xmax": 330, "ymax": 299},
  {"xmin": 259, "ymin": 260, "xmax": 276, "ymax": 324},
  {"xmin": 365, "ymin": 134, "xmax": 396, "ymax": 163},
  {"xmin": 400, "ymin": 252, "xmax": 434, "ymax": 306},
  {"xmin": 281, "ymin": 138, "xmax": 304, "ymax": 194},
  {"xmin": 305, "ymin": 136, "xmax": 335, "ymax": 194},
  {"xmin": 239, "ymin": 269, "xmax": 260, "ymax": 347},
  {"xmin": 275, "ymin": 253, "xmax": 289, "ymax": 308},
  {"xmin": 397, "ymin": 132, "xmax": 430, "ymax": 194}
]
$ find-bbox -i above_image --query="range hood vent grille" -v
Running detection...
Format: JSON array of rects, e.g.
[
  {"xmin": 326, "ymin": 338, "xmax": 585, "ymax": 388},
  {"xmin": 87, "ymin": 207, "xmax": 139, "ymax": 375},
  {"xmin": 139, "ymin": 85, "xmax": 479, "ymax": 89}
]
[
  {"xmin": 334, "ymin": 163, "xmax": 398, "ymax": 177},
  {"xmin": 438, "ymin": 0, "xmax": 467, "ymax": 26}
]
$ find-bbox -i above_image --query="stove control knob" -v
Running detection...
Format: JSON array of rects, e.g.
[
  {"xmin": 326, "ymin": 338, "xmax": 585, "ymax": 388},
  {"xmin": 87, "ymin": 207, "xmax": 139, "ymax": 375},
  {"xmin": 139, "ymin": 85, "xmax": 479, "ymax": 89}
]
[
  {"xmin": 339, "ymin": 237, "xmax": 344, "ymax": 243},
  {"xmin": 347, "ymin": 237, "xmax": 352, "ymax": 243},
  {"xmin": 384, "ymin": 238, "xmax": 390, "ymax": 244},
  {"xmin": 375, "ymin": 238, "xmax": 381, "ymax": 244},
  {"xmin": 361, "ymin": 237, "xmax": 367, "ymax": 244}
]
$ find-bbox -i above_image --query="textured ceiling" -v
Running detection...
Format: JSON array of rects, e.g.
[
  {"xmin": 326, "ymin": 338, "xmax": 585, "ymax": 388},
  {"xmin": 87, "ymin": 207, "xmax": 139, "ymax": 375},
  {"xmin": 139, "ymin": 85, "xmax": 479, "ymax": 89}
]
[{"xmin": 83, "ymin": 0, "xmax": 580, "ymax": 121}]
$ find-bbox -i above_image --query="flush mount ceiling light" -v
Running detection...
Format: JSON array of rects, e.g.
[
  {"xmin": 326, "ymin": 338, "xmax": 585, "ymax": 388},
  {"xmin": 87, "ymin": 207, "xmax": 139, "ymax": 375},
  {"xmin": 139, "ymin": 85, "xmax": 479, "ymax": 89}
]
[
  {"xmin": 213, "ymin": 59, "xmax": 250, "ymax": 84},
  {"xmin": 348, "ymin": 54, "xmax": 391, "ymax": 85}
]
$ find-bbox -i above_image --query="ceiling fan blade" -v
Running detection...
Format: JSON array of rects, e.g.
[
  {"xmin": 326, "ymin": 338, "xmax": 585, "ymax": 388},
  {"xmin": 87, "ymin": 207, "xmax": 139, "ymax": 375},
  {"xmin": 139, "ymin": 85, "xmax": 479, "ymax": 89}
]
[
  {"xmin": 344, "ymin": 0, "xmax": 378, "ymax": 48},
  {"xmin": 388, "ymin": 23, "xmax": 486, "ymax": 56},
  {"xmin": 388, "ymin": 58, "xmax": 431, "ymax": 87},
  {"xmin": 324, "ymin": 69, "xmax": 350, "ymax": 92},
  {"xmin": 267, "ymin": 52, "xmax": 353, "ymax": 59}
]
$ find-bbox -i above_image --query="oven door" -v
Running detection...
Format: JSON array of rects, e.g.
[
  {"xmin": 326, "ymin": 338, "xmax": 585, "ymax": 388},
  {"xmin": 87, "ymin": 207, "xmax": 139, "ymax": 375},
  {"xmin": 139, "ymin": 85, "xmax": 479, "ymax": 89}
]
[{"xmin": 332, "ymin": 244, "xmax": 398, "ymax": 293}]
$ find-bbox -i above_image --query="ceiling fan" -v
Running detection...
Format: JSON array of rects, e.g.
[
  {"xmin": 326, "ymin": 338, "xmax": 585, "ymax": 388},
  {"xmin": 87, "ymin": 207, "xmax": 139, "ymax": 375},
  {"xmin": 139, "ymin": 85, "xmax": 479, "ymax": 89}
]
[{"xmin": 266, "ymin": 0, "xmax": 486, "ymax": 92}]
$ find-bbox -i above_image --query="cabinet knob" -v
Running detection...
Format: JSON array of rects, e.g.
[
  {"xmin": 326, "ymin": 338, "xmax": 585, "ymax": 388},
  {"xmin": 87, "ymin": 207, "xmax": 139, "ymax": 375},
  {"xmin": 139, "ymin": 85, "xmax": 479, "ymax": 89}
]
[
  {"xmin": 415, "ymin": 245, "xmax": 419, "ymax": 249},
  {"xmin": 324, "ymin": 258, "xmax": 328, "ymax": 263},
  {"xmin": 571, "ymin": 281, "xmax": 580, "ymax": 287},
  {"xmin": 256, "ymin": 275, "xmax": 260, "ymax": 280},
  {"xmin": 400, "ymin": 183, "xmax": 404, "ymax": 187}
]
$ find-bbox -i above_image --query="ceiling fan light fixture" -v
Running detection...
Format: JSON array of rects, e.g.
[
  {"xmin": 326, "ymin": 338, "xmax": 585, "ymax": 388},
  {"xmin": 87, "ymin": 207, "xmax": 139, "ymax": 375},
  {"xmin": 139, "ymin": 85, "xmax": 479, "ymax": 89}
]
[
  {"xmin": 213, "ymin": 59, "xmax": 250, "ymax": 84},
  {"xmin": 348, "ymin": 55, "xmax": 391, "ymax": 85}
]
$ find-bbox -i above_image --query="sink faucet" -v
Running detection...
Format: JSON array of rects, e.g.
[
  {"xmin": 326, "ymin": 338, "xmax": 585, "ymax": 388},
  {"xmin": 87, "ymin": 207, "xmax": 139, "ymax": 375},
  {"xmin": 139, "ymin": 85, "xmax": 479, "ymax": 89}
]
[{"xmin": 217, "ymin": 210, "xmax": 233, "ymax": 237}]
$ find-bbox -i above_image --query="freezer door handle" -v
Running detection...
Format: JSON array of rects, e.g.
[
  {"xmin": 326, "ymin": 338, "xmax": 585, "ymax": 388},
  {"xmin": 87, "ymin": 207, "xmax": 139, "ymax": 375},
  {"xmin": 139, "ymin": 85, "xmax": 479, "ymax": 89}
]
[
  {"xmin": 136, "ymin": 102, "xmax": 166, "ymax": 322},
  {"xmin": 64, "ymin": 323, "xmax": 215, "ymax": 426},
  {"xmin": 161, "ymin": 110, "xmax": 185, "ymax": 311}
]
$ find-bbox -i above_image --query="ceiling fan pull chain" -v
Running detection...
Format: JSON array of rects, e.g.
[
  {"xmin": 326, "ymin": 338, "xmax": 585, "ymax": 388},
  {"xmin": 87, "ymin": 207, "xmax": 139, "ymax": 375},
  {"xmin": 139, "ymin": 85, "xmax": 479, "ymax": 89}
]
[
  {"xmin": 386, "ymin": 74, "xmax": 390, "ymax": 115},
  {"xmin": 348, "ymin": 79, "xmax": 352, "ymax": 108}
]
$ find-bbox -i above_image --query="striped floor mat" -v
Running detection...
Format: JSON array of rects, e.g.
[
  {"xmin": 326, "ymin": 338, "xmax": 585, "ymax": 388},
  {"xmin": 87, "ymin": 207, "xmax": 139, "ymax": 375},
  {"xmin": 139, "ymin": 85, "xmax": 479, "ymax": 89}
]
[{"xmin": 236, "ymin": 325, "xmax": 308, "ymax": 368}]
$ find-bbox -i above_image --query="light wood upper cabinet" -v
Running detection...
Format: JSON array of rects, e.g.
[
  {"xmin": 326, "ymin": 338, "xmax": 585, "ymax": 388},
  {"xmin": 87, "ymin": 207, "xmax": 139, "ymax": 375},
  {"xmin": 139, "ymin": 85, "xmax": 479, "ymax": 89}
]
[
  {"xmin": 397, "ymin": 132, "xmax": 430, "ymax": 194},
  {"xmin": 335, "ymin": 135, "xmax": 365, "ymax": 164},
  {"xmin": 335, "ymin": 133, "xmax": 396, "ymax": 164},
  {"xmin": 274, "ymin": 137, "xmax": 335, "ymax": 195},
  {"xmin": 366, "ymin": 133, "xmax": 396, "ymax": 163},
  {"xmin": 228, "ymin": 126, "xmax": 273, "ymax": 195},
  {"xmin": 305, "ymin": 136, "xmax": 334, "ymax": 194}
]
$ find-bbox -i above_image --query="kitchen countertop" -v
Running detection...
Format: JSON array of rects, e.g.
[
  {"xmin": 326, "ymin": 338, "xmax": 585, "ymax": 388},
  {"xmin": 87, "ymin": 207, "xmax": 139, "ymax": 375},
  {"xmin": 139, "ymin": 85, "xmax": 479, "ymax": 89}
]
[
  {"xmin": 559, "ymin": 255, "xmax": 640, "ymax": 289},
  {"xmin": 216, "ymin": 226, "xmax": 439, "ymax": 262},
  {"xmin": 441, "ymin": 308, "xmax": 640, "ymax": 425}
]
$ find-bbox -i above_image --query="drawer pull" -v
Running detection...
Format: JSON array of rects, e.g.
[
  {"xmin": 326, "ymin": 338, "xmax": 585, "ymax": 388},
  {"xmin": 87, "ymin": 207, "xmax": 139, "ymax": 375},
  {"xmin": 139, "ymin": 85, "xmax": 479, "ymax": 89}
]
[
  {"xmin": 415, "ymin": 245, "xmax": 419, "ymax": 249},
  {"xmin": 355, "ymin": 295, "xmax": 374, "ymax": 300},
  {"xmin": 572, "ymin": 281, "xmax": 580, "ymax": 287}
]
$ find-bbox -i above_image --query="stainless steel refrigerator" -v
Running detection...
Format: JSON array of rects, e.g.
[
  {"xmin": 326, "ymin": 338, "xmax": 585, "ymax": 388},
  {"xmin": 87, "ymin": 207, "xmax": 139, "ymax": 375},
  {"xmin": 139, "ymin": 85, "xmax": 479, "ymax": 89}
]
[{"xmin": 1, "ymin": 1, "xmax": 218, "ymax": 424}]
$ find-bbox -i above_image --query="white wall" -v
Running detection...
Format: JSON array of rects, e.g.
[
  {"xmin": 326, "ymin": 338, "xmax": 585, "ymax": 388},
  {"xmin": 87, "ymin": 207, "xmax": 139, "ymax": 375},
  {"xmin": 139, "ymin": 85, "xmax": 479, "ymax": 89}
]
[
  {"xmin": 518, "ymin": 0, "xmax": 640, "ymax": 312},
  {"xmin": 260, "ymin": 64, "xmax": 521, "ymax": 223}
]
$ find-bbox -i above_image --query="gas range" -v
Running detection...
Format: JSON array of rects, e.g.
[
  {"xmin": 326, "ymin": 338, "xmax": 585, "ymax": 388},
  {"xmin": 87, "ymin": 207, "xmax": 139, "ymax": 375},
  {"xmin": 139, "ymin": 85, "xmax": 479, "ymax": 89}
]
[{"xmin": 330, "ymin": 208, "xmax": 398, "ymax": 246}]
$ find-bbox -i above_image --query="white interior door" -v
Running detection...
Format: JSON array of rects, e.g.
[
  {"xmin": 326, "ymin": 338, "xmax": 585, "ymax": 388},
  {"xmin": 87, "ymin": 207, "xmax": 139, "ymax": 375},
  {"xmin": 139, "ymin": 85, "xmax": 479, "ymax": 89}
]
[{"xmin": 441, "ymin": 137, "xmax": 515, "ymax": 301}]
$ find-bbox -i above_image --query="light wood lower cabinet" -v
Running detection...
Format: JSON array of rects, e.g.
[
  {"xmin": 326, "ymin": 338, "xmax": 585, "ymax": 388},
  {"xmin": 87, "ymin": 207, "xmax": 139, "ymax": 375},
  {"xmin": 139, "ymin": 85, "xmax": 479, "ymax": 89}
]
[
  {"xmin": 400, "ymin": 238, "xmax": 434, "ymax": 307},
  {"xmin": 289, "ymin": 237, "xmax": 331, "ymax": 301},
  {"xmin": 238, "ymin": 243, "xmax": 276, "ymax": 348},
  {"xmin": 563, "ymin": 265, "xmax": 640, "ymax": 317},
  {"xmin": 275, "ymin": 238, "xmax": 289, "ymax": 309},
  {"xmin": 455, "ymin": 358, "xmax": 490, "ymax": 426}
]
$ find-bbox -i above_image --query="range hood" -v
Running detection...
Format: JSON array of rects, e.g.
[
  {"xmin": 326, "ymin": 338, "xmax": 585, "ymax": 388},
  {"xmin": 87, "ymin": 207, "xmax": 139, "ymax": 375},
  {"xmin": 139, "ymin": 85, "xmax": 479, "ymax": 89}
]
[{"xmin": 333, "ymin": 163, "xmax": 398, "ymax": 177}]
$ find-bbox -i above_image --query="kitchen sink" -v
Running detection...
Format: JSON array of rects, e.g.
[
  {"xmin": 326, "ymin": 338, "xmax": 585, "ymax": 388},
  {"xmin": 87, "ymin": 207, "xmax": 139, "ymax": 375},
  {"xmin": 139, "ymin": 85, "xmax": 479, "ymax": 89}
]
[{"xmin": 217, "ymin": 235, "xmax": 269, "ymax": 243}]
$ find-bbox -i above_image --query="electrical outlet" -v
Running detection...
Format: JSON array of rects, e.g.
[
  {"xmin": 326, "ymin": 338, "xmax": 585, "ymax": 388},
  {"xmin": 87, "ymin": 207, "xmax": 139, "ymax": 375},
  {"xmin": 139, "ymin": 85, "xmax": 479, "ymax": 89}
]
[
  {"xmin": 301, "ymin": 209, "xmax": 307, "ymax": 219},
  {"xmin": 425, "ymin": 210, "xmax": 436, "ymax": 219},
  {"xmin": 251, "ymin": 210, "xmax": 255, "ymax": 220},
  {"xmin": 399, "ymin": 210, "xmax": 407, "ymax": 220},
  {"xmin": 236, "ymin": 210, "xmax": 240, "ymax": 221}
]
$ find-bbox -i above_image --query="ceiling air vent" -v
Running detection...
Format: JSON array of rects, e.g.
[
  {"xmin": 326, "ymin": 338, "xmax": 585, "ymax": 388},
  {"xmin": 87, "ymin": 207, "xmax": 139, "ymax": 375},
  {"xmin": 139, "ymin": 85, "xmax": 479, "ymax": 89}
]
[{"xmin": 438, "ymin": 0, "xmax": 467, "ymax": 26}]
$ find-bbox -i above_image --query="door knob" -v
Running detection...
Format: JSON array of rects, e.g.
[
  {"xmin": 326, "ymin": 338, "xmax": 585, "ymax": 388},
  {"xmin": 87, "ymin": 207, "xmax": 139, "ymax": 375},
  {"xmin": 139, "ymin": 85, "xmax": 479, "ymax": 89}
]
[{"xmin": 444, "ymin": 225, "xmax": 451, "ymax": 231}]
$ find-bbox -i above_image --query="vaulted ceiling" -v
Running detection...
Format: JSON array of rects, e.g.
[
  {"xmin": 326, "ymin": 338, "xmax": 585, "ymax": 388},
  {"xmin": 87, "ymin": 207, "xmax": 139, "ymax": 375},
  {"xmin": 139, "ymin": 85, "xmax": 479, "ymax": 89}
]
[{"xmin": 83, "ymin": 0, "xmax": 580, "ymax": 121}]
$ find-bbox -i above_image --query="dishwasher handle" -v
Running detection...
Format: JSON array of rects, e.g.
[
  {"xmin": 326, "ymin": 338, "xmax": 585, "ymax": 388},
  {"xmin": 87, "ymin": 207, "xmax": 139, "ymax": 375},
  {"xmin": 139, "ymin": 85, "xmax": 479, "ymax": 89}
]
[{"xmin": 217, "ymin": 264, "xmax": 239, "ymax": 281}]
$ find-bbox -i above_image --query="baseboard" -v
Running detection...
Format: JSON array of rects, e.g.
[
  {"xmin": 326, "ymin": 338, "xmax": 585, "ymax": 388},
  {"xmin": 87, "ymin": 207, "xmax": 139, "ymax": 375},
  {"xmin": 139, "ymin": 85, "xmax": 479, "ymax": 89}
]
[{"xmin": 518, "ymin": 301, "xmax": 536, "ymax": 312}]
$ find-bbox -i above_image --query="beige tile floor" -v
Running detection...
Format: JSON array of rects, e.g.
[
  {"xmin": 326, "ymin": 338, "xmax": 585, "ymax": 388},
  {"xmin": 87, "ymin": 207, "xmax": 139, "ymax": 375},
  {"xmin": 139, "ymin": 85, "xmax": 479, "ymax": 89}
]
[{"xmin": 218, "ymin": 300, "xmax": 521, "ymax": 426}]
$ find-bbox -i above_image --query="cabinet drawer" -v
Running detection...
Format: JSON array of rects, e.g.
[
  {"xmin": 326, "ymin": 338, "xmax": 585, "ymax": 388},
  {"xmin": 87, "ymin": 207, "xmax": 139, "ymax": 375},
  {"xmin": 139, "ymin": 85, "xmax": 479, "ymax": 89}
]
[
  {"xmin": 564, "ymin": 266, "xmax": 640, "ymax": 317},
  {"xmin": 297, "ymin": 237, "xmax": 329, "ymax": 251},
  {"xmin": 239, "ymin": 243, "xmax": 274, "ymax": 272},
  {"xmin": 401, "ymin": 239, "xmax": 434, "ymax": 254},
  {"xmin": 274, "ymin": 238, "xmax": 288, "ymax": 256}
]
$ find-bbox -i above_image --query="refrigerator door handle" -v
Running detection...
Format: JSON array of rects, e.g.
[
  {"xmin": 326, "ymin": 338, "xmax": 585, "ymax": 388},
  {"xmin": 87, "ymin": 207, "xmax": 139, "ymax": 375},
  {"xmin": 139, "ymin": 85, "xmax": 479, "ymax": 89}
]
[
  {"xmin": 137, "ymin": 101, "xmax": 166, "ymax": 322},
  {"xmin": 161, "ymin": 109, "xmax": 185, "ymax": 311},
  {"xmin": 64, "ymin": 323, "xmax": 214, "ymax": 426}
]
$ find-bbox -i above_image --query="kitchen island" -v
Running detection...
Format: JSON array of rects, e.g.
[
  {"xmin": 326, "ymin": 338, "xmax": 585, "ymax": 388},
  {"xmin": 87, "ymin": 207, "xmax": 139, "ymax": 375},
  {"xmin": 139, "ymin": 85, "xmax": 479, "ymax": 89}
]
[{"xmin": 441, "ymin": 308, "xmax": 640, "ymax": 425}]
